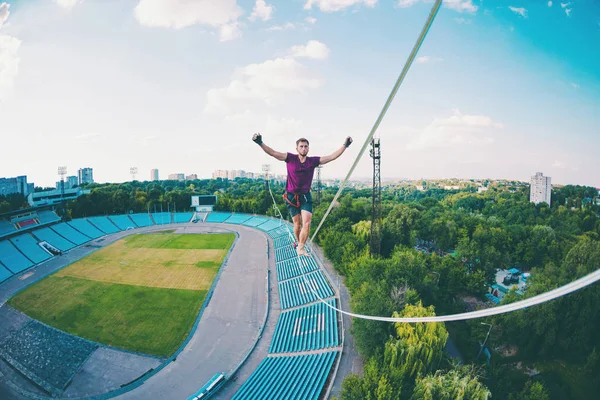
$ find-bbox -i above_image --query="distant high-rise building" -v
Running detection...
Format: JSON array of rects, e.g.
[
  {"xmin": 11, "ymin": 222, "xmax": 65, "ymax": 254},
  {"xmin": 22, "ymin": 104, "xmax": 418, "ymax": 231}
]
[
  {"xmin": 151, "ymin": 169, "xmax": 159, "ymax": 181},
  {"xmin": 56, "ymin": 176, "xmax": 79, "ymax": 190},
  {"xmin": 530, "ymin": 172, "xmax": 551, "ymax": 205},
  {"xmin": 77, "ymin": 168, "xmax": 94, "ymax": 185},
  {"xmin": 186, "ymin": 174, "xmax": 198, "ymax": 180},
  {"xmin": 168, "ymin": 173, "xmax": 185, "ymax": 181},
  {"xmin": 212, "ymin": 170, "xmax": 228, "ymax": 179},
  {"xmin": 0, "ymin": 175, "xmax": 34, "ymax": 197}
]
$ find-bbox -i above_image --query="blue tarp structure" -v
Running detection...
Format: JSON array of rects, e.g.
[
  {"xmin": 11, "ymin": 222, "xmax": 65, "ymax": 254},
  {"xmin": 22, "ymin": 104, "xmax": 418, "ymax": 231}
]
[{"xmin": 508, "ymin": 268, "xmax": 520, "ymax": 275}]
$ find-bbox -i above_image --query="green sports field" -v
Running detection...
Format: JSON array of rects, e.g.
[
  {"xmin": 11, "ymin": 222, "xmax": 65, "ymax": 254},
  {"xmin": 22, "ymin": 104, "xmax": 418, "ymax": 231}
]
[{"xmin": 8, "ymin": 232, "xmax": 235, "ymax": 357}]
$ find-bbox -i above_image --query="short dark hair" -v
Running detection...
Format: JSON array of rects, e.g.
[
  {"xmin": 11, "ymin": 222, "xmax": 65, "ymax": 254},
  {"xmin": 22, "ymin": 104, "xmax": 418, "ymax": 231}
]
[{"xmin": 296, "ymin": 138, "xmax": 309, "ymax": 146}]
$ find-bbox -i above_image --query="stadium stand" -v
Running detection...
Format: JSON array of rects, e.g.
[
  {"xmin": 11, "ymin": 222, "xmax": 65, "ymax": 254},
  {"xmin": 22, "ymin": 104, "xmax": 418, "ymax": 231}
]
[
  {"xmin": 67, "ymin": 219, "xmax": 104, "ymax": 239},
  {"xmin": 255, "ymin": 219, "xmax": 281, "ymax": 232},
  {"xmin": 279, "ymin": 270, "xmax": 334, "ymax": 310},
  {"xmin": 88, "ymin": 216, "xmax": 121, "ymax": 234},
  {"xmin": 268, "ymin": 226, "xmax": 291, "ymax": 239},
  {"xmin": 129, "ymin": 213, "xmax": 153, "ymax": 227},
  {"xmin": 275, "ymin": 245, "xmax": 298, "ymax": 262},
  {"xmin": 152, "ymin": 212, "xmax": 171, "ymax": 225},
  {"xmin": 173, "ymin": 212, "xmax": 194, "ymax": 223},
  {"xmin": 193, "ymin": 212, "xmax": 207, "ymax": 222},
  {"xmin": 274, "ymin": 235, "xmax": 294, "ymax": 249},
  {"xmin": 205, "ymin": 212, "xmax": 232, "ymax": 223},
  {"xmin": 0, "ymin": 219, "xmax": 16, "ymax": 238},
  {"xmin": 223, "ymin": 214, "xmax": 253, "ymax": 225},
  {"xmin": 51, "ymin": 223, "xmax": 91, "ymax": 246},
  {"xmin": 0, "ymin": 240, "xmax": 34, "ymax": 274},
  {"xmin": 0, "ymin": 262, "xmax": 12, "ymax": 283},
  {"xmin": 32, "ymin": 227, "xmax": 76, "ymax": 252},
  {"xmin": 276, "ymin": 257, "xmax": 319, "ymax": 282},
  {"xmin": 231, "ymin": 351, "xmax": 338, "ymax": 400},
  {"xmin": 242, "ymin": 216, "xmax": 270, "ymax": 227},
  {"xmin": 187, "ymin": 373, "xmax": 226, "ymax": 400},
  {"xmin": 16, "ymin": 218, "xmax": 38, "ymax": 229},
  {"xmin": 108, "ymin": 215, "xmax": 137, "ymax": 230},
  {"xmin": 270, "ymin": 299, "xmax": 339, "ymax": 354},
  {"xmin": 10, "ymin": 233, "xmax": 52, "ymax": 264},
  {"xmin": 37, "ymin": 210, "xmax": 61, "ymax": 224}
]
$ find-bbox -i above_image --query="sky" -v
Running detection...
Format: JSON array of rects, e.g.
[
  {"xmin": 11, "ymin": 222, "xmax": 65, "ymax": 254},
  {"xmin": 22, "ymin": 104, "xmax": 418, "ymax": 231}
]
[{"xmin": 0, "ymin": 0, "xmax": 598, "ymax": 188}]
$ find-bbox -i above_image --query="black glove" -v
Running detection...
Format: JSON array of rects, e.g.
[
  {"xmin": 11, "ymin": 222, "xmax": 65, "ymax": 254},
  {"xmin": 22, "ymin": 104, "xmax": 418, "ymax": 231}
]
[
  {"xmin": 252, "ymin": 133, "xmax": 263, "ymax": 145},
  {"xmin": 344, "ymin": 137, "xmax": 353, "ymax": 148}
]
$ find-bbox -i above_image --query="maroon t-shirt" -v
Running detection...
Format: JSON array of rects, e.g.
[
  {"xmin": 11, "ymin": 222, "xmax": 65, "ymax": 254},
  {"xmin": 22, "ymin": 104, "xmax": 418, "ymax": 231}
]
[{"xmin": 285, "ymin": 152, "xmax": 321, "ymax": 194}]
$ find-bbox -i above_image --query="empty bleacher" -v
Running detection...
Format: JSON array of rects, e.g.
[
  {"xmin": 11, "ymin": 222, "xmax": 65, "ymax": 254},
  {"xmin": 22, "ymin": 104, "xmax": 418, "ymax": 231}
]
[
  {"xmin": 268, "ymin": 225, "xmax": 291, "ymax": 239},
  {"xmin": 173, "ymin": 212, "xmax": 194, "ymax": 223},
  {"xmin": 37, "ymin": 210, "xmax": 61, "ymax": 225},
  {"xmin": 0, "ymin": 240, "xmax": 33, "ymax": 274},
  {"xmin": 51, "ymin": 223, "xmax": 91, "ymax": 246},
  {"xmin": 152, "ymin": 212, "xmax": 171, "ymax": 225},
  {"xmin": 0, "ymin": 220, "xmax": 16, "ymax": 238},
  {"xmin": 276, "ymin": 257, "xmax": 319, "ymax": 281},
  {"xmin": 255, "ymin": 219, "xmax": 282, "ymax": 232},
  {"xmin": 16, "ymin": 218, "xmax": 38, "ymax": 229},
  {"xmin": 279, "ymin": 271, "xmax": 334, "ymax": 310},
  {"xmin": 108, "ymin": 215, "xmax": 136, "ymax": 230},
  {"xmin": 10, "ymin": 234, "xmax": 52, "ymax": 264},
  {"xmin": 275, "ymin": 245, "xmax": 298, "ymax": 262},
  {"xmin": 231, "ymin": 351, "xmax": 338, "ymax": 400},
  {"xmin": 274, "ymin": 235, "xmax": 294, "ymax": 249},
  {"xmin": 205, "ymin": 212, "xmax": 232, "ymax": 223},
  {"xmin": 129, "ymin": 213, "xmax": 153, "ymax": 227},
  {"xmin": 270, "ymin": 299, "xmax": 339, "ymax": 354},
  {"xmin": 224, "ymin": 214, "xmax": 253, "ymax": 225},
  {"xmin": 242, "ymin": 216, "xmax": 270, "ymax": 228},
  {"xmin": 32, "ymin": 227, "xmax": 76, "ymax": 252},
  {"xmin": 0, "ymin": 262, "xmax": 12, "ymax": 283},
  {"xmin": 88, "ymin": 216, "xmax": 120, "ymax": 234},
  {"xmin": 67, "ymin": 219, "xmax": 104, "ymax": 239}
]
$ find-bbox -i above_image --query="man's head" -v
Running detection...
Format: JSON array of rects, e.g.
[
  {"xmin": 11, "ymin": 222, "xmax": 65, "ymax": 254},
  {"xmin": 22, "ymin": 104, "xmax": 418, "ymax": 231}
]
[{"xmin": 296, "ymin": 138, "xmax": 309, "ymax": 157}]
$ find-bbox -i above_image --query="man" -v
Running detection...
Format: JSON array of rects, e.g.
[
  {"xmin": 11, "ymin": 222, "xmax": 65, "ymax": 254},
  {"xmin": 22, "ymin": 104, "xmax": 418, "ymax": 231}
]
[{"xmin": 252, "ymin": 133, "xmax": 353, "ymax": 256}]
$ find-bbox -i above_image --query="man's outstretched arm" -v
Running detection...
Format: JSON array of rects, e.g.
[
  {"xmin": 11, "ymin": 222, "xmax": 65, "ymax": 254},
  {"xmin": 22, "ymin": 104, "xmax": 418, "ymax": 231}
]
[
  {"xmin": 252, "ymin": 133, "xmax": 287, "ymax": 161},
  {"xmin": 319, "ymin": 136, "xmax": 353, "ymax": 165}
]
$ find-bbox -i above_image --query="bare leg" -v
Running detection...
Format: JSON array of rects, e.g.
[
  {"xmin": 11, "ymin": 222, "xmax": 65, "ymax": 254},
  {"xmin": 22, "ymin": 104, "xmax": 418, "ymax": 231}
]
[
  {"xmin": 297, "ymin": 210, "xmax": 313, "ymax": 256},
  {"xmin": 292, "ymin": 214, "xmax": 301, "ymax": 244}
]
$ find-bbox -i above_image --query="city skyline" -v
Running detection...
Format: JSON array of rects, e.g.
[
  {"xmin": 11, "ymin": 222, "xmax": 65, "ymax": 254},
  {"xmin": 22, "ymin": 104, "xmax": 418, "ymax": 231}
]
[{"xmin": 0, "ymin": 1, "xmax": 598, "ymax": 187}]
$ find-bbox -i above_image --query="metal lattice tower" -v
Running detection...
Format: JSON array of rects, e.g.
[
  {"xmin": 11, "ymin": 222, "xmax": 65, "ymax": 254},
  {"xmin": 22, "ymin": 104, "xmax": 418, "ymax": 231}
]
[
  {"xmin": 58, "ymin": 166, "xmax": 67, "ymax": 218},
  {"xmin": 370, "ymin": 138, "xmax": 382, "ymax": 256},
  {"xmin": 262, "ymin": 164, "xmax": 271, "ymax": 212},
  {"xmin": 316, "ymin": 165, "xmax": 322, "ymax": 206}
]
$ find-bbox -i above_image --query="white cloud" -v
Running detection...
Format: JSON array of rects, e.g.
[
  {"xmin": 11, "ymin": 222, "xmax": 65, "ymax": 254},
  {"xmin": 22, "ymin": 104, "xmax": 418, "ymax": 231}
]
[
  {"xmin": 571, "ymin": 82, "xmax": 580, "ymax": 89},
  {"xmin": 565, "ymin": 8, "xmax": 572, "ymax": 16},
  {"xmin": 249, "ymin": 0, "xmax": 273, "ymax": 22},
  {"xmin": 552, "ymin": 160, "xmax": 565, "ymax": 168},
  {"xmin": 407, "ymin": 109, "xmax": 503, "ymax": 150},
  {"xmin": 508, "ymin": 6, "xmax": 527, "ymax": 18},
  {"xmin": 305, "ymin": 16, "xmax": 317, "ymax": 24},
  {"xmin": 0, "ymin": 2, "xmax": 9, "ymax": 27},
  {"xmin": 290, "ymin": 40, "xmax": 329, "ymax": 60},
  {"xmin": 304, "ymin": 0, "xmax": 377, "ymax": 13},
  {"xmin": 54, "ymin": 0, "xmax": 82, "ymax": 9},
  {"xmin": 220, "ymin": 22, "xmax": 242, "ymax": 42},
  {"xmin": 0, "ymin": 35, "xmax": 20, "ymax": 97},
  {"xmin": 205, "ymin": 57, "xmax": 324, "ymax": 114},
  {"xmin": 416, "ymin": 56, "xmax": 443, "ymax": 63},
  {"xmin": 454, "ymin": 17, "xmax": 471, "ymax": 24},
  {"xmin": 267, "ymin": 22, "xmax": 295, "ymax": 31},
  {"xmin": 397, "ymin": 0, "xmax": 478, "ymax": 13},
  {"xmin": 560, "ymin": 2, "xmax": 570, "ymax": 8},
  {"xmin": 548, "ymin": 1, "xmax": 553, "ymax": 6},
  {"xmin": 134, "ymin": 0, "xmax": 243, "ymax": 33}
]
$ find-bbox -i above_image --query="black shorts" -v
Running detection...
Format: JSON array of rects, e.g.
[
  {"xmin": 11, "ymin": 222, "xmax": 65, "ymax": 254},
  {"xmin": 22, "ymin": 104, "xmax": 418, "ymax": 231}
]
[{"xmin": 286, "ymin": 192, "xmax": 313, "ymax": 217}]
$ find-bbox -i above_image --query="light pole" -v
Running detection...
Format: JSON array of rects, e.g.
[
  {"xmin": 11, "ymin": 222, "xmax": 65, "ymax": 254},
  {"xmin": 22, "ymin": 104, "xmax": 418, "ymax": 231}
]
[{"xmin": 477, "ymin": 322, "xmax": 493, "ymax": 361}]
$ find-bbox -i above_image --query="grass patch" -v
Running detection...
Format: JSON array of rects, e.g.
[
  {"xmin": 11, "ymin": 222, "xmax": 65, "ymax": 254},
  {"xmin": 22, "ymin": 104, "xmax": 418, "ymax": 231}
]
[
  {"xmin": 8, "ymin": 276, "xmax": 205, "ymax": 357},
  {"xmin": 8, "ymin": 233, "xmax": 235, "ymax": 357}
]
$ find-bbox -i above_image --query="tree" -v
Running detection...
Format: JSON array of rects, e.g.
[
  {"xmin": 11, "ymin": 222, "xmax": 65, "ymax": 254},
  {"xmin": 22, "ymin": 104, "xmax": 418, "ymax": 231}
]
[
  {"xmin": 509, "ymin": 381, "xmax": 548, "ymax": 400},
  {"xmin": 412, "ymin": 366, "xmax": 491, "ymax": 400}
]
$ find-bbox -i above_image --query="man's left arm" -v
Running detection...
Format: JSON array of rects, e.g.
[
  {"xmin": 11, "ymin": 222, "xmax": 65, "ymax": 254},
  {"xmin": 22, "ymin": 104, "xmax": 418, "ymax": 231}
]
[{"xmin": 319, "ymin": 137, "xmax": 353, "ymax": 165}]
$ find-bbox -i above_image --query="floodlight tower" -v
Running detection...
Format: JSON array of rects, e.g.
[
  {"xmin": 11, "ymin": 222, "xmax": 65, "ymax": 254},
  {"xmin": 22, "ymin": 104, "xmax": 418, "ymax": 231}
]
[
  {"xmin": 262, "ymin": 164, "xmax": 271, "ymax": 212},
  {"xmin": 370, "ymin": 138, "xmax": 382, "ymax": 256},
  {"xmin": 58, "ymin": 166, "xmax": 67, "ymax": 218},
  {"xmin": 130, "ymin": 167, "xmax": 138, "ymax": 182},
  {"xmin": 316, "ymin": 165, "xmax": 322, "ymax": 206}
]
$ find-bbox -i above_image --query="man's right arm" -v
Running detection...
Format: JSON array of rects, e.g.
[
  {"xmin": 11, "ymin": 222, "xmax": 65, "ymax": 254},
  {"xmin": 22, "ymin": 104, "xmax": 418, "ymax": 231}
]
[{"xmin": 252, "ymin": 133, "xmax": 287, "ymax": 161}]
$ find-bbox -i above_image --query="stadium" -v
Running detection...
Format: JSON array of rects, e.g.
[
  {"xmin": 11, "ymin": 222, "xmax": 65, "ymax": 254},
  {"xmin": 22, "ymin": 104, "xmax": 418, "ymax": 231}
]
[{"xmin": 0, "ymin": 204, "xmax": 351, "ymax": 399}]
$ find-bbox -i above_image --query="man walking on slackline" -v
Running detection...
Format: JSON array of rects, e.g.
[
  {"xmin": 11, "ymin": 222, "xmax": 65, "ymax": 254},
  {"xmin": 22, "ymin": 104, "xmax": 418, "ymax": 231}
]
[{"xmin": 252, "ymin": 133, "xmax": 353, "ymax": 256}]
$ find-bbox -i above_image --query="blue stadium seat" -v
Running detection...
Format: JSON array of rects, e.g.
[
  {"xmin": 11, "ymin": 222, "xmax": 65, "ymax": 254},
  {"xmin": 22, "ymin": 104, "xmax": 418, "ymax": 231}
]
[
  {"xmin": 51, "ymin": 223, "xmax": 91, "ymax": 245},
  {"xmin": 32, "ymin": 227, "xmax": 75, "ymax": 252},
  {"xmin": 205, "ymin": 212, "xmax": 231, "ymax": 223},
  {"xmin": 242, "ymin": 216, "xmax": 270, "ymax": 227},
  {"xmin": 276, "ymin": 257, "xmax": 319, "ymax": 282},
  {"xmin": 37, "ymin": 210, "xmax": 61, "ymax": 224},
  {"xmin": 10, "ymin": 233, "xmax": 52, "ymax": 264},
  {"xmin": 87, "ymin": 216, "xmax": 121, "ymax": 234},
  {"xmin": 108, "ymin": 215, "xmax": 137, "ymax": 230},
  {"xmin": 0, "ymin": 220, "xmax": 16, "ymax": 238},
  {"xmin": 255, "ymin": 219, "xmax": 282, "ymax": 232},
  {"xmin": 129, "ymin": 213, "xmax": 154, "ymax": 227},
  {"xmin": 173, "ymin": 212, "xmax": 194, "ymax": 223},
  {"xmin": 67, "ymin": 219, "xmax": 104, "ymax": 239},
  {"xmin": 278, "ymin": 270, "xmax": 334, "ymax": 310},
  {"xmin": 0, "ymin": 262, "xmax": 12, "ymax": 283},
  {"xmin": 0, "ymin": 240, "xmax": 34, "ymax": 274},
  {"xmin": 224, "ymin": 214, "xmax": 253, "ymax": 225},
  {"xmin": 152, "ymin": 212, "xmax": 171, "ymax": 225}
]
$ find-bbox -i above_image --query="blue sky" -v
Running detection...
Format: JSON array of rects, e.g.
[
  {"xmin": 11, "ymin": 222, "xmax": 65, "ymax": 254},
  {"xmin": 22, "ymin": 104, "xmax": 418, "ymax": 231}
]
[{"xmin": 0, "ymin": 0, "xmax": 598, "ymax": 187}]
